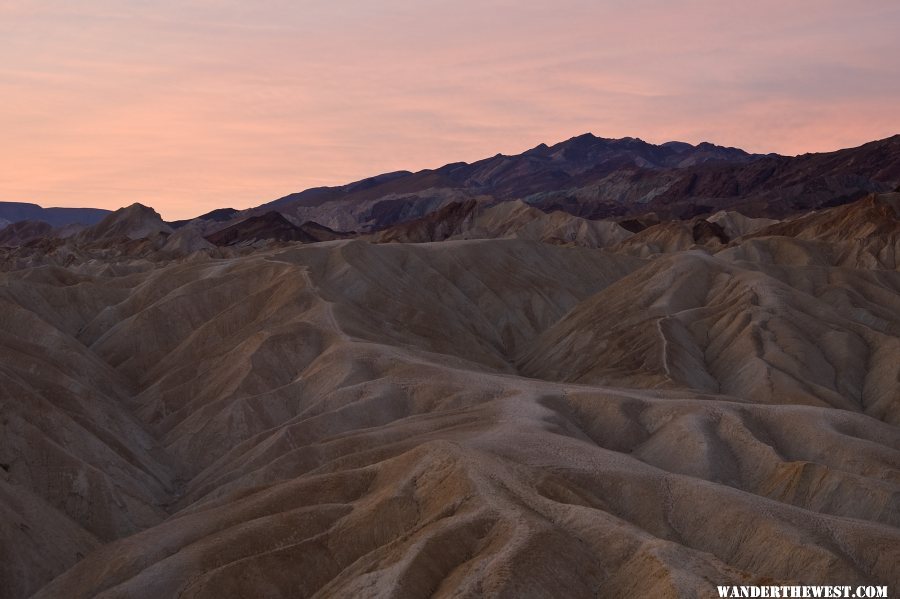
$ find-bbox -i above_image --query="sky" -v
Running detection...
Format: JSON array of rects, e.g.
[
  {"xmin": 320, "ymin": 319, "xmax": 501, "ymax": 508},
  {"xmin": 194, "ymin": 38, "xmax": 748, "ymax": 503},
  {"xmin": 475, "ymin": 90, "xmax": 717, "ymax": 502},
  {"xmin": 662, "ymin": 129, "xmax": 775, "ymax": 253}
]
[{"xmin": 2, "ymin": 1, "xmax": 899, "ymax": 220}]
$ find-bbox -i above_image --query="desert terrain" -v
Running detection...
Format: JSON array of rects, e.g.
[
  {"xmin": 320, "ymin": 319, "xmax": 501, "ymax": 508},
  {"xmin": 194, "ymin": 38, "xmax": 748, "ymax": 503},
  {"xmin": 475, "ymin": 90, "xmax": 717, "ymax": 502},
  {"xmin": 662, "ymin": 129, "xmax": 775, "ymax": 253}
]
[{"xmin": 1, "ymin": 137, "xmax": 899, "ymax": 598}]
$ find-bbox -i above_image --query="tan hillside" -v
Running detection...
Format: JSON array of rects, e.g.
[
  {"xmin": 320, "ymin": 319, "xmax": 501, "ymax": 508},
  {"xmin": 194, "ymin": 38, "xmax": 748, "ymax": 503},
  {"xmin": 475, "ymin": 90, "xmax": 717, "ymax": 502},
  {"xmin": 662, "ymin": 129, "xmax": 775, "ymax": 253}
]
[{"xmin": 0, "ymin": 194, "xmax": 898, "ymax": 598}]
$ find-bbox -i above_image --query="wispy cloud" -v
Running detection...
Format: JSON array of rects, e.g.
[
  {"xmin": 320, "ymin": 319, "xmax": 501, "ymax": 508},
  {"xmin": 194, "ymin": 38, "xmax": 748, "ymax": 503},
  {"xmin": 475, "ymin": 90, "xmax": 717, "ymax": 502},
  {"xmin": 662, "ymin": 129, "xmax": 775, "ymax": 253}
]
[{"xmin": 1, "ymin": 0, "xmax": 898, "ymax": 218}]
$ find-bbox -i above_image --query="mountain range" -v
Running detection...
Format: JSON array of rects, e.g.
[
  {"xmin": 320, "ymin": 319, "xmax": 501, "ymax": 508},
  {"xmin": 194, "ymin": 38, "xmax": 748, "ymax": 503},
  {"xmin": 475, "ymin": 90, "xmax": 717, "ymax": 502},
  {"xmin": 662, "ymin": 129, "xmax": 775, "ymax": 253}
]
[
  {"xmin": 3, "ymin": 134, "xmax": 899, "ymax": 238},
  {"xmin": 249, "ymin": 133, "xmax": 900, "ymax": 232},
  {"xmin": 0, "ymin": 202, "xmax": 109, "ymax": 229}
]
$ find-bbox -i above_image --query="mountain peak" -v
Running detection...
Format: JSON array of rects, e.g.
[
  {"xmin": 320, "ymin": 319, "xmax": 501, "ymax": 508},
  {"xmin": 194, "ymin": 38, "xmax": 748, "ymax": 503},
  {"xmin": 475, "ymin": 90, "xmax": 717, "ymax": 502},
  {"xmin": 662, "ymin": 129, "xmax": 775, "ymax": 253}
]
[{"xmin": 78, "ymin": 202, "xmax": 172, "ymax": 242}]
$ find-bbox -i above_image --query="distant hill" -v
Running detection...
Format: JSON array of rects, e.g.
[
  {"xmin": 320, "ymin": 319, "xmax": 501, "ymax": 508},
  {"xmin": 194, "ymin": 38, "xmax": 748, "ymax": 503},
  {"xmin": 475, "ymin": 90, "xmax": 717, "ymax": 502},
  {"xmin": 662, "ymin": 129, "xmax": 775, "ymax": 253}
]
[
  {"xmin": 0, "ymin": 202, "xmax": 110, "ymax": 227},
  {"xmin": 169, "ymin": 207, "xmax": 240, "ymax": 229}
]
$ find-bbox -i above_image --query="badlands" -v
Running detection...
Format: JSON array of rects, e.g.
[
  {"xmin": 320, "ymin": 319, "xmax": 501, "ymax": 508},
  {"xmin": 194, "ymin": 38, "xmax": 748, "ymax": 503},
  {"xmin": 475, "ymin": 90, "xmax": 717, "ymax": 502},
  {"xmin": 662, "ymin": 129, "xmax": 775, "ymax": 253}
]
[{"xmin": 0, "ymin": 192, "xmax": 898, "ymax": 598}]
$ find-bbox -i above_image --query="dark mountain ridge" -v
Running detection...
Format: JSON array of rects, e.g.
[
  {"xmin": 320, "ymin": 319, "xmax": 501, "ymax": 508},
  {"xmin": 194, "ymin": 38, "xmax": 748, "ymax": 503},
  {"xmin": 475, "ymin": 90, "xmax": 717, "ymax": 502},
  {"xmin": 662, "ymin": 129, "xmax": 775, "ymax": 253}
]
[
  {"xmin": 204, "ymin": 211, "xmax": 349, "ymax": 246},
  {"xmin": 248, "ymin": 133, "xmax": 900, "ymax": 232},
  {"xmin": 261, "ymin": 134, "xmax": 761, "ymax": 210},
  {"xmin": 169, "ymin": 208, "xmax": 239, "ymax": 229}
]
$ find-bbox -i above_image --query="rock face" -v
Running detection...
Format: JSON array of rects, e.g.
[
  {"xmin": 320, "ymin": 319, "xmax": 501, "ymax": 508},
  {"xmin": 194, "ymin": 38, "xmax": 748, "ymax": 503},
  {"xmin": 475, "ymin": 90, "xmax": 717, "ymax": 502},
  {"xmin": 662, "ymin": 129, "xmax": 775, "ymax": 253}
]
[
  {"xmin": 707, "ymin": 210, "xmax": 778, "ymax": 238},
  {"xmin": 0, "ymin": 220, "xmax": 53, "ymax": 246},
  {"xmin": 372, "ymin": 199, "xmax": 632, "ymax": 248},
  {"xmin": 76, "ymin": 203, "xmax": 173, "ymax": 243},
  {"xmin": 160, "ymin": 223, "xmax": 216, "ymax": 254},
  {"xmin": 371, "ymin": 199, "xmax": 481, "ymax": 243},
  {"xmin": 0, "ymin": 193, "xmax": 898, "ymax": 599},
  {"xmin": 204, "ymin": 211, "xmax": 321, "ymax": 246}
]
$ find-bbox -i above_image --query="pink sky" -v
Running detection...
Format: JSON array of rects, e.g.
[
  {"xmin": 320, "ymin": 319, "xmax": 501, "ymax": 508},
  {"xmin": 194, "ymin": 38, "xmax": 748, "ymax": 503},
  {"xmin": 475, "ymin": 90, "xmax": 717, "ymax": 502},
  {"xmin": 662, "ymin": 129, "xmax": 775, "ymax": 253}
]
[{"xmin": 2, "ymin": 1, "xmax": 899, "ymax": 220}]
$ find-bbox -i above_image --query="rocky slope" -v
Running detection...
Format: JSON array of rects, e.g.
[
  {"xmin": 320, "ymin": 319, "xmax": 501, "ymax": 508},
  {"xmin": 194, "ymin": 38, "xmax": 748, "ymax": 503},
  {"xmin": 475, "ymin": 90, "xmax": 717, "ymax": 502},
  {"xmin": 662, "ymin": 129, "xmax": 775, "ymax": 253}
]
[
  {"xmin": 0, "ymin": 221, "xmax": 54, "ymax": 247},
  {"xmin": 204, "ymin": 211, "xmax": 351, "ymax": 247},
  {"xmin": 372, "ymin": 199, "xmax": 632, "ymax": 248},
  {"xmin": 75, "ymin": 203, "xmax": 173, "ymax": 243}
]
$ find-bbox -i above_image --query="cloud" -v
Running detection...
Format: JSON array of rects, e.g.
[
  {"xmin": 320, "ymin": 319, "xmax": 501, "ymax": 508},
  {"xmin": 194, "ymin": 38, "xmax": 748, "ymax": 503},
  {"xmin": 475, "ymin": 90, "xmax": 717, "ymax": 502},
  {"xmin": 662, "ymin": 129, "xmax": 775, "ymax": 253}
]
[{"xmin": 1, "ymin": 0, "xmax": 898, "ymax": 218}]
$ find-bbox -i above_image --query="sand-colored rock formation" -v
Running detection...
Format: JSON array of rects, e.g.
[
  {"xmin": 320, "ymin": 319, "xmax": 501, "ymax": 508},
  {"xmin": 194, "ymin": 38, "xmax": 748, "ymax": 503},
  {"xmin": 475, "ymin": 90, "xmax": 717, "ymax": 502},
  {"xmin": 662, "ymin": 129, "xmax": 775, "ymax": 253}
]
[
  {"xmin": 77, "ymin": 203, "xmax": 173, "ymax": 243},
  {"xmin": 0, "ymin": 194, "xmax": 898, "ymax": 598},
  {"xmin": 707, "ymin": 210, "xmax": 779, "ymax": 238},
  {"xmin": 373, "ymin": 199, "xmax": 632, "ymax": 248}
]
